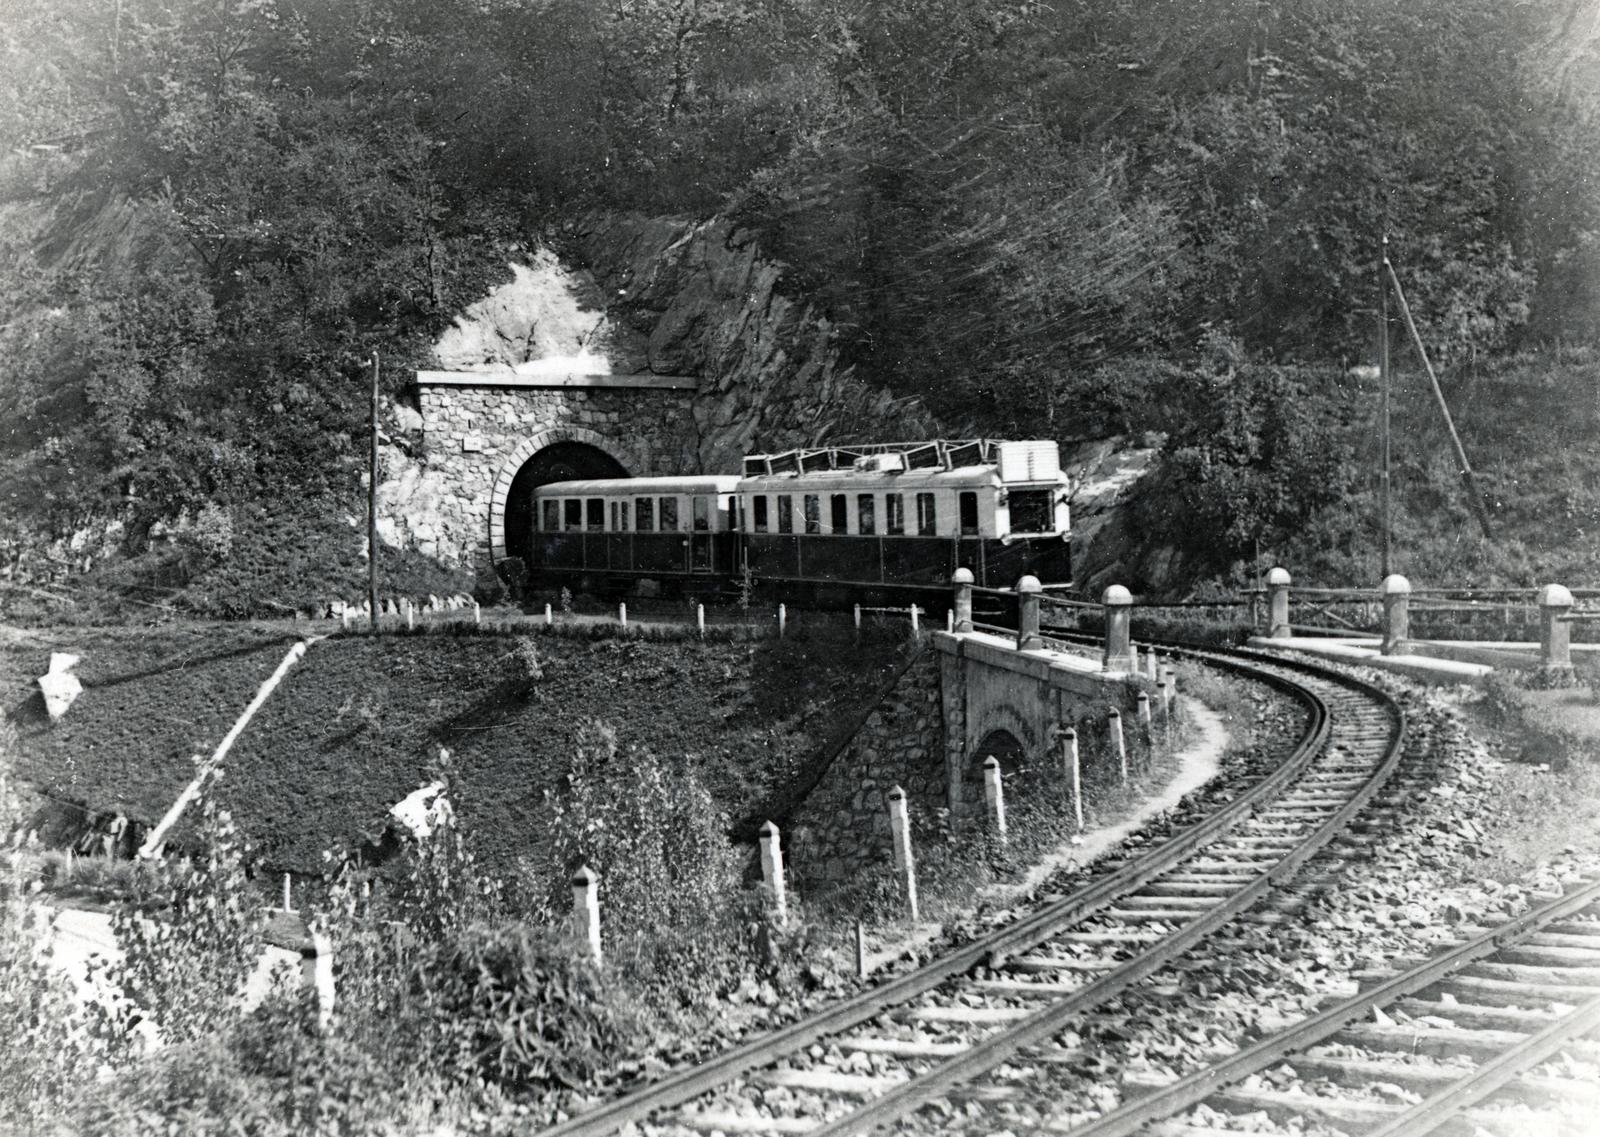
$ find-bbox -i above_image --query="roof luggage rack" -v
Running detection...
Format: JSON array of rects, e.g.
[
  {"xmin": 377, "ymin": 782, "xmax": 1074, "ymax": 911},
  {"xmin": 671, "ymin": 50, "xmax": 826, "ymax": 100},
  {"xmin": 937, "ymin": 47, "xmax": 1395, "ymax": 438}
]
[{"xmin": 741, "ymin": 439, "xmax": 1001, "ymax": 476}]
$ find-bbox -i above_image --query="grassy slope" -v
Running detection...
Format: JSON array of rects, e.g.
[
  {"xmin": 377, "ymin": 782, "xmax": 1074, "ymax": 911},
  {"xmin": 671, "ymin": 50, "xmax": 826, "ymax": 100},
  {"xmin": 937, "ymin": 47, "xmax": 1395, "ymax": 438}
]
[{"xmin": 2, "ymin": 622, "xmax": 908, "ymax": 874}]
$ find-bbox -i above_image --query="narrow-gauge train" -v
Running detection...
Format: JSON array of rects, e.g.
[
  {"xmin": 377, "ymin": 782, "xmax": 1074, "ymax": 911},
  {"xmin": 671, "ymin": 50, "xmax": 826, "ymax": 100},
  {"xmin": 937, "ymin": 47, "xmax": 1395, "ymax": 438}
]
[{"xmin": 522, "ymin": 439, "xmax": 1072, "ymax": 604}]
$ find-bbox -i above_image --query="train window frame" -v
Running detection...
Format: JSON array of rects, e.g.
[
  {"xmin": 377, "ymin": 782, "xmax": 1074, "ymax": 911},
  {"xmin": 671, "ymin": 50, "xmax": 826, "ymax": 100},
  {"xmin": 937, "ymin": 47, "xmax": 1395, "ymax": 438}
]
[
  {"xmin": 958, "ymin": 491, "xmax": 979, "ymax": 536},
  {"xmin": 541, "ymin": 500, "xmax": 559, "ymax": 533},
  {"xmin": 752, "ymin": 494, "xmax": 769, "ymax": 533},
  {"xmin": 1008, "ymin": 488, "xmax": 1051, "ymax": 534},
  {"xmin": 830, "ymin": 493, "xmax": 849, "ymax": 534},
  {"xmin": 692, "ymin": 495, "xmax": 711, "ymax": 532},
  {"xmin": 857, "ymin": 493, "xmax": 876, "ymax": 535},
  {"xmin": 609, "ymin": 500, "xmax": 630, "ymax": 532},
  {"xmin": 777, "ymin": 495, "xmax": 794, "ymax": 534},
  {"xmin": 564, "ymin": 499, "xmax": 582, "ymax": 530},
  {"xmin": 885, "ymin": 493, "xmax": 905, "ymax": 536},
  {"xmin": 586, "ymin": 498, "xmax": 605, "ymax": 531},
  {"xmin": 660, "ymin": 496, "xmax": 679, "ymax": 531},
  {"xmin": 635, "ymin": 497, "xmax": 654, "ymax": 531},
  {"xmin": 916, "ymin": 492, "xmax": 936, "ymax": 536},
  {"xmin": 803, "ymin": 494, "xmax": 821, "ymax": 534}
]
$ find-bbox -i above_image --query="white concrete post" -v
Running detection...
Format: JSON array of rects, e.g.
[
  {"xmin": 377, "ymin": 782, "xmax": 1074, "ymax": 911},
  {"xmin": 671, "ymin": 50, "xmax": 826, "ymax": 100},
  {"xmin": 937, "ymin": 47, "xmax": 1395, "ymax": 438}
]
[
  {"xmin": 952, "ymin": 568, "xmax": 974, "ymax": 633},
  {"xmin": 1017, "ymin": 575, "xmax": 1043, "ymax": 650},
  {"xmin": 1136, "ymin": 692, "xmax": 1152, "ymax": 736},
  {"xmin": 697, "ymin": 603, "xmax": 706, "ymax": 638},
  {"xmin": 340, "ymin": 607, "xmax": 351, "ymax": 632},
  {"xmin": 282, "ymin": 873, "xmax": 293, "ymax": 912},
  {"xmin": 473, "ymin": 600, "xmax": 481, "ymax": 626},
  {"xmin": 572, "ymin": 864, "xmax": 602, "ymax": 966},
  {"xmin": 1102, "ymin": 584, "xmax": 1134, "ymax": 671},
  {"xmin": 1059, "ymin": 727, "xmax": 1084, "ymax": 832},
  {"xmin": 946, "ymin": 609, "xmax": 954, "ymax": 633},
  {"xmin": 1540, "ymin": 584, "xmax": 1575, "ymax": 672},
  {"xmin": 910, "ymin": 604, "xmax": 920, "ymax": 637},
  {"xmin": 1268, "ymin": 567, "xmax": 1292, "ymax": 638},
  {"xmin": 758, "ymin": 820, "xmax": 788, "ymax": 926},
  {"xmin": 778, "ymin": 603, "xmax": 787, "ymax": 638},
  {"xmin": 854, "ymin": 603, "xmax": 862, "ymax": 635},
  {"xmin": 1159, "ymin": 665, "xmax": 1176, "ymax": 719},
  {"xmin": 983, "ymin": 756, "xmax": 1008, "ymax": 845},
  {"xmin": 1144, "ymin": 651, "xmax": 1158, "ymax": 682},
  {"xmin": 302, "ymin": 930, "xmax": 335, "ymax": 1030},
  {"xmin": 405, "ymin": 600, "xmax": 415, "ymax": 631},
  {"xmin": 1109, "ymin": 708, "xmax": 1127, "ymax": 784},
  {"xmin": 618, "ymin": 602, "xmax": 627, "ymax": 628},
  {"xmin": 1381, "ymin": 574, "xmax": 1411, "ymax": 655},
  {"xmin": 887, "ymin": 786, "xmax": 919, "ymax": 922}
]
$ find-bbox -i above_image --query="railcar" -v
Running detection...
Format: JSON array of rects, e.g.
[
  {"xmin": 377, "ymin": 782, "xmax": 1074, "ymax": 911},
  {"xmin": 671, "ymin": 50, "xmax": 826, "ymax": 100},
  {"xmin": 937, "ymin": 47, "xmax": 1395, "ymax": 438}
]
[{"xmin": 524, "ymin": 439, "xmax": 1072, "ymax": 602}]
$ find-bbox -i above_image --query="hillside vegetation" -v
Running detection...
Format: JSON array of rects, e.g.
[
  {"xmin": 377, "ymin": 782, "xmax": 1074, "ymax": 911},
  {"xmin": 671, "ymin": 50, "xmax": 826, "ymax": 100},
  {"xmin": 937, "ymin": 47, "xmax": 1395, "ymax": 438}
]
[{"xmin": 2, "ymin": 0, "xmax": 1598, "ymax": 608}]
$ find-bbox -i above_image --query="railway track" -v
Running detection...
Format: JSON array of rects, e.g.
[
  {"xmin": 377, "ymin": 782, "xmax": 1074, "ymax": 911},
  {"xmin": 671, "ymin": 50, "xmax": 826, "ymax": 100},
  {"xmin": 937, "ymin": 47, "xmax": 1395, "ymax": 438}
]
[
  {"xmin": 531, "ymin": 643, "xmax": 1413, "ymax": 1137},
  {"xmin": 1062, "ymin": 873, "xmax": 1600, "ymax": 1137}
]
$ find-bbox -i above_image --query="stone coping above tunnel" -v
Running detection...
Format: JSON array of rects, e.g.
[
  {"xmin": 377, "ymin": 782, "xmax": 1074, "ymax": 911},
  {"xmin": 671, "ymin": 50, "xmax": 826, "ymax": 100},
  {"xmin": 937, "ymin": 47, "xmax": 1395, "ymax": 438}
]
[{"xmin": 416, "ymin": 370, "xmax": 699, "ymax": 390}]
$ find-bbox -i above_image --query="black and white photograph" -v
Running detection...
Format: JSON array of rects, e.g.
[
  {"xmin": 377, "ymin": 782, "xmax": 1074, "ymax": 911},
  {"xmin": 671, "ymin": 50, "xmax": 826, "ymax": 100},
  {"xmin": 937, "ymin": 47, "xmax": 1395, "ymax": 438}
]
[{"xmin": 2, "ymin": 2, "xmax": 1599, "ymax": 1134}]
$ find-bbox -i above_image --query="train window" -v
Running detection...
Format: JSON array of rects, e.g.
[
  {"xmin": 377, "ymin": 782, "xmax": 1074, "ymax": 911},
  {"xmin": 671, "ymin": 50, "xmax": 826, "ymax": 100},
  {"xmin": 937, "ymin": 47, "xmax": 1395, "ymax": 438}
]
[
  {"xmin": 752, "ymin": 495, "xmax": 769, "ymax": 533},
  {"xmin": 1009, "ymin": 489, "xmax": 1051, "ymax": 533},
  {"xmin": 857, "ymin": 494, "xmax": 876, "ymax": 535},
  {"xmin": 777, "ymin": 495, "xmax": 794, "ymax": 534},
  {"xmin": 692, "ymin": 495, "xmax": 711, "ymax": 531},
  {"xmin": 542, "ymin": 500, "xmax": 559, "ymax": 532},
  {"xmin": 586, "ymin": 498, "xmax": 604, "ymax": 531},
  {"xmin": 610, "ymin": 500, "xmax": 630, "ymax": 531},
  {"xmin": 830, "ymin": 494, "xmax": 848, "ymax": 533},
  {"xmin": 564, "ymin": 499, "xmax": 582, "ymax": 530},
  {"xmin": 916, "ymin": 493, "xmax": 937, "ymax": 536},
  {"xmin": 803, "ymin": 494, "xmax": 821, "ymax": 534},
  {"xmin": 885, "ymin": 493, "xmax": 905, "ymax": 535},
  {"xmin": 635, "ymin": 497, "xmax": 654, "ymax": 531},
  {"xmin": 958, "ymin": 492, "xmax": 979, "ymax": 535},
  {"xmin": 660, "ymin": 496, "xmax": 679, "ymax": 531}
]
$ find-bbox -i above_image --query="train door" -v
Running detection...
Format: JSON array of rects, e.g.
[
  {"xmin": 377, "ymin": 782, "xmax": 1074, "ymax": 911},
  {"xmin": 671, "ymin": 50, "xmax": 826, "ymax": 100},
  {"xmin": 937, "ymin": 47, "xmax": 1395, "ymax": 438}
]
[
  {"xmin": 690, "ymin": 494, "xmax": 714, "ymax": 572},
  {"xmin": 955, "ymin": 490, "xmax": 984, "ymax": 583}
]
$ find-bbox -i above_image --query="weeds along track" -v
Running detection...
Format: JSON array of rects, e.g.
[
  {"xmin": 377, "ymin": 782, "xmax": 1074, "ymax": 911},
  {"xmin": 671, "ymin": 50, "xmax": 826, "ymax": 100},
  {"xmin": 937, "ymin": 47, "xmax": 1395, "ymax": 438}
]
[
  {"xmin": 532, "ymin": 645, "xmax": 1408, "ymax": 1137},
  {"xmin": 1065, "ymin": 873, "xmax": 1600, "ymax": 1137}
]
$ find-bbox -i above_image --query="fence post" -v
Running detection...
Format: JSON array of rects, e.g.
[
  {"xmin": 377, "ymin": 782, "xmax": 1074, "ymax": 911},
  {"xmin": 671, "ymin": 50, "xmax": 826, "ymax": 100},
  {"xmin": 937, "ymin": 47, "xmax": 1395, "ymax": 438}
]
[
  {"xmin": 778, "ymin": 603, "xmax": 787, "ymax": 638},
  {"xmin": 1058, "ymin": 726, "xmax": 1083, "ymax": 832},
  {"xmin": 1380, "ymin": 574, "xmax": 1411, "ymax": 655},
  {"xmin": 887, "ymin": 786, "xmax": 919, "ymax": 922},
  {"xmin": 697, "ymin": 603, "xmax": 706, "ymax": 638},
  {"xmin": 946, "ymin": 609, "xmax": 954, "ymax": 633},
  {"xmin": 1160, "ymin": 664, "xmax": 1176, "ymax": 720},
  {"xmin": 1016, "ymin": 575, "xmax": 1043, "ymax": 650},
  {"xmin": 1268, "ymin": 567, "xmax": 1292, "ymax": 638},
  {"xmin": 545, "ymin": 603, "xmax": 553, "ymax": 626},
  {"xmin": 282, "ymin": 873, "xmax": 293, "ymax": 912},
  {"xmin": 473, "ymin": 600, "xmax": 481, "ymax": 626},
  {"xmin": 983, "ymin": 756, "xmax": 1007, "ymax": 845},
  {"xmin": 1136, "ymin": 692, "xmax": 1152, "ymax": 739},
  {"xmin": 1540, "ymin": 584, "xmax": 1574, "ymax": 673},
  {"xmin": 406, "ymin": 600, "xmax": 415, "ymax": 631},
  {"xmin": 854, "ymin": 603, "xmax": 862, "ymax": 638},
  {"xmin": 1108, "ymin": 708, "xmax": 1127, "ymax": 784},
  {"xmin": 618, "ymin": 602, "xmax": 627, "ymax": 628},
  {"xmin": 952, "ymin": 568, "xmax": 974, "ymax": 633},
  {"xmin": 302, "ymin": 930, "xmax": 335, "ymax": 1030},
  {"xmin": 1145, "ymin": 651, "xmax": 1158, "ymax": 682},
  {"xmin": 340, "ymin": 606, "xmax": 351, "ymax": 632},
  {"xmin": 910, "ymin": 603, "xmax": 920, "ymax": 637},
  {"xmin": 1102, "ymin": 584, "xmax": 1134, "ymax": 672},
  {"xmin": 572, "ymin": 864, "xmax": 602, "ymax": 966},
  {"xmin": 759, "ymin": 820, "xmax": 788, "ymax": 926}
]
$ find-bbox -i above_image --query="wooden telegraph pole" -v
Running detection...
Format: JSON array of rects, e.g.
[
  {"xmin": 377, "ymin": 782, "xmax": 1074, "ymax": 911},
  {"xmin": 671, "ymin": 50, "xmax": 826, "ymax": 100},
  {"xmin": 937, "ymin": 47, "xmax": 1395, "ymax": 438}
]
[{"xmin": 368, "ymin": 351, "xmax": 380, "ymax": 632}]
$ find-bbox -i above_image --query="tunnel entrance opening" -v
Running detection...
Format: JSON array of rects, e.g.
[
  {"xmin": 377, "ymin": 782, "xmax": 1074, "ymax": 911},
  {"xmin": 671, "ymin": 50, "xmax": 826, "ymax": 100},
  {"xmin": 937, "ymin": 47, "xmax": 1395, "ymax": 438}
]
[
  {"xmin": 503, "ymin": 441, "xmax": 628, "ymax": 563},
  {"xmin": 970, "ymin": 729, "xmax": 1027, "ymax": 781}
]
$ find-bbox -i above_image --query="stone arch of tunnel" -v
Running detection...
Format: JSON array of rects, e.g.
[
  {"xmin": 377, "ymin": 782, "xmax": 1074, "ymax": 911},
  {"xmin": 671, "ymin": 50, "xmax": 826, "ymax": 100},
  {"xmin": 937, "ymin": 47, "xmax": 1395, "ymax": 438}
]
[{"xmin": 491, "ymin": 428, "xmax": 634, "ymax": 564}]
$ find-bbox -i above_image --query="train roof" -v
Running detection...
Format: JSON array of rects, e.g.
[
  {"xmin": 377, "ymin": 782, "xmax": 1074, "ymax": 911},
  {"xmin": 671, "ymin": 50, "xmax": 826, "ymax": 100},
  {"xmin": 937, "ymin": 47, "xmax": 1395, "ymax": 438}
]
[
  {"xmin": 735, "ymin": 464, "xmax": 1003, "ymax": 492},
  {"xmin": 533, "ymin": 475, "xmax": 742, "ymax": 497}
]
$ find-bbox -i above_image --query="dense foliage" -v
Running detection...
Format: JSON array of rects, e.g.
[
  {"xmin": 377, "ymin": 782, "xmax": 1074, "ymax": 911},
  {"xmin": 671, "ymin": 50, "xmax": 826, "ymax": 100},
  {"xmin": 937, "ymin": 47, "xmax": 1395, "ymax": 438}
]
[{"xmin": 1, "ymin": 0, "xmax": 1597, "ymax": 599}]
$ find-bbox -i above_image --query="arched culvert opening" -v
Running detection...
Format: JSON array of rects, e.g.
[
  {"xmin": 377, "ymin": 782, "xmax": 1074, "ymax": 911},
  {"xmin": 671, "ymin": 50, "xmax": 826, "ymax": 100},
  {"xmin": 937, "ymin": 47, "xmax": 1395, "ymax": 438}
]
[
  {"xmin": 504, "ymin": 441, "xmax": 628, "ymax": 562},
  {"xmin": 970, "ymin": 729, "xmax": 1027, "ymax": 782}
]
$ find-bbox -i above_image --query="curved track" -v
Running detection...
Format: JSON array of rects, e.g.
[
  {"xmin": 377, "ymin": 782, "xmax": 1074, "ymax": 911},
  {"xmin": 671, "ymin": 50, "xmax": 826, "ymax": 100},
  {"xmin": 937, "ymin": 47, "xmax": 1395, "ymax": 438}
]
[{"xmin": 532, "ymin": 643, "xmax": 1407, "ymax": 1137}]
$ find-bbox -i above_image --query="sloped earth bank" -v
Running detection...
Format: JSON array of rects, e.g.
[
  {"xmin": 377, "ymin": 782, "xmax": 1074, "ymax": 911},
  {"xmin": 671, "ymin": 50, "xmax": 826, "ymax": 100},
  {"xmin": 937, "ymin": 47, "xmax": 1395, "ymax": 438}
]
[
  {"xmin": 881, "ymin": 672, "xmax": 1600, "ymax": 1135},
  {"xmin": 1, "ymin": 620, "xmax": 909, "ymax": 877}
]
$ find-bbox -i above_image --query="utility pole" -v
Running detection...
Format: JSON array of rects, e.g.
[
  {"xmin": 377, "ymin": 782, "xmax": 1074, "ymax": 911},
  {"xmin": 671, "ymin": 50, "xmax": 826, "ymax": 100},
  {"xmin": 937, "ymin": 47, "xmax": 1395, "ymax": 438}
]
[
  {"xmin": 1379, "ymin": 233, "xmax": 1392, "ymax": 578},
  {"xmin": 368, "ymin": 352, "xmax": 380, "ymax": 632}
]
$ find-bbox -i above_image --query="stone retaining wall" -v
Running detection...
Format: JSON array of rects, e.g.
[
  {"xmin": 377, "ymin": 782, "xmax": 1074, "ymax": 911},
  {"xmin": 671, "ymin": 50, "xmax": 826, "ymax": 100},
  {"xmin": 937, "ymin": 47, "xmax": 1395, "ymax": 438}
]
[{"xmin": 788, "ymin": 650, "xmax": 944, "ymax": 887}]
